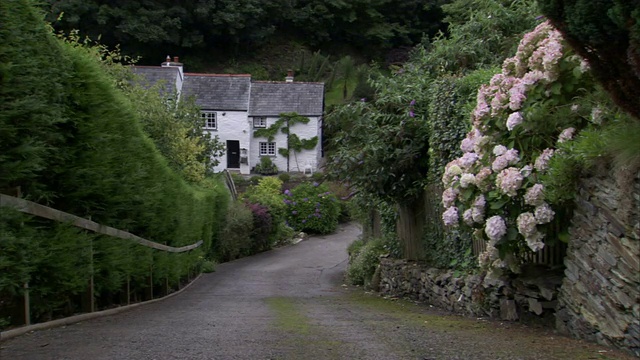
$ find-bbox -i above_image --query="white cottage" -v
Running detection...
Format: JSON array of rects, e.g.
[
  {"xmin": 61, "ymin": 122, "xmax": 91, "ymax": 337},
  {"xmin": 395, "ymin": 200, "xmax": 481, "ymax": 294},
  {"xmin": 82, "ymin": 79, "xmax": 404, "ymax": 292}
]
[{"xmin": 132, "ymin": 59, "xmax": 324, "ymax": 175}]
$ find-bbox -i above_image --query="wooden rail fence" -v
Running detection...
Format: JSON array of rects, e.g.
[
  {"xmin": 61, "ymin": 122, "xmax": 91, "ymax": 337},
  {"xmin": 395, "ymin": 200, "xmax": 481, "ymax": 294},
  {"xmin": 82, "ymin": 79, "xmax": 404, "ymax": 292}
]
[{"xmin": 0, "ymin": 193, "xmax": 203, "ymax": 327}]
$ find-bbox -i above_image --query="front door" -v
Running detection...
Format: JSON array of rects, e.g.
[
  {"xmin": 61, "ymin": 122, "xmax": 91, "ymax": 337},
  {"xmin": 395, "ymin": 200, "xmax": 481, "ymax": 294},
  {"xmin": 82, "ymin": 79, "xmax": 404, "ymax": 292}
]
[{"xmin": 227, "ymin": 140, "xmax": 240, "ymax": 168}]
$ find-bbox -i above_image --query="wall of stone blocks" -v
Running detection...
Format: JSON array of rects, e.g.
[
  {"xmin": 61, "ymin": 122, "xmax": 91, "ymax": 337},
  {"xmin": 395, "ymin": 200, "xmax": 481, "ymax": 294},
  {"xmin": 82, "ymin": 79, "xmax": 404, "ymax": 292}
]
[{"xmin": 555, "ymin": 167, "xmax": 639, "ymax": 356}]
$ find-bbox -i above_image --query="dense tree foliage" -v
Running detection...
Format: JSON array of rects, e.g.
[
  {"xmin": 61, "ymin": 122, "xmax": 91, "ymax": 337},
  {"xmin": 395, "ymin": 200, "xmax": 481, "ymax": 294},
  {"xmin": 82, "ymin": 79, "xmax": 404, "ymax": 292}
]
[
  {"xmin": 41, "ymin": 0, "xmax": 449, "ymax": 63},
  {"xmin": 325, "ymin": 0, "xmax": 539, "ymax": 260},
  {"xmin": 539, "ymin": 0, "xmax": 640, "ymax": 120}
]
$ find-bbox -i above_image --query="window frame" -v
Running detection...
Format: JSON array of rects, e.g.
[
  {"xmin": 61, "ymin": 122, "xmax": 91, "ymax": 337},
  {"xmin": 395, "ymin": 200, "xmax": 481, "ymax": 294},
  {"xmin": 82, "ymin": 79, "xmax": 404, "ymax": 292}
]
[
  {"xmin": 253, "ymin": 116, "xmax": 267, "ymax": 128},
  {"xmin": 259, "ymin": 141, "xmax": 276, "ymax": 156},
  {"xmin": 202, "ymin": 111, "xmax": 217, "ymax": 130}
]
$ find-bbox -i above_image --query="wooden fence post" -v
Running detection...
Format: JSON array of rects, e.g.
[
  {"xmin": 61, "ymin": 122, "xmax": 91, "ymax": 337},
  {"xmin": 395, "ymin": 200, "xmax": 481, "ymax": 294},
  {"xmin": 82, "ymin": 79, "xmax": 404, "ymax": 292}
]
[
  {"xmin": 23, "ymin": 282, "xmax": 30, "ymax": 326},
  {"xmin": 148, "ymin": 262, "xmax": 153, "ymax": 301},
  {"xmin": 89, "ymin": 233, "xmax": 95, "ymax": 313}
]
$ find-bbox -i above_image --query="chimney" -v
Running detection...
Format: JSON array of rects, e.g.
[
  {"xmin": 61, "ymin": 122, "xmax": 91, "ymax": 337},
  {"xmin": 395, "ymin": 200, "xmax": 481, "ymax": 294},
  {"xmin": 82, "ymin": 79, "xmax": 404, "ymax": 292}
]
[
  {"xmin": 160, "ymin": 55, "xmax": 185, "ymax": 93},
  {"xmin": 285, "ymin": 69, "xmax": 294, "ymax": 83}
]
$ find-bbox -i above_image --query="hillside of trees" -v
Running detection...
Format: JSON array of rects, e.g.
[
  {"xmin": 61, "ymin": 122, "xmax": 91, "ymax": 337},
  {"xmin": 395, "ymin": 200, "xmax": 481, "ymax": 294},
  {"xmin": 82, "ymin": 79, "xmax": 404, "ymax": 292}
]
[{"xmin": 41, "ymin": 0, "xmax": 449, "ymax": 70}]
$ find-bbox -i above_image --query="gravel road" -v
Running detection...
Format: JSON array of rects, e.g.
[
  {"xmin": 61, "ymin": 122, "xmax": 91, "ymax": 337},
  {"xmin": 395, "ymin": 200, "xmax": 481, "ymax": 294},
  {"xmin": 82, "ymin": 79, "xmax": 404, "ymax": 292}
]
[{"xmin": 0, "ymin": 223, "xmax": 634, "ymax": 360}]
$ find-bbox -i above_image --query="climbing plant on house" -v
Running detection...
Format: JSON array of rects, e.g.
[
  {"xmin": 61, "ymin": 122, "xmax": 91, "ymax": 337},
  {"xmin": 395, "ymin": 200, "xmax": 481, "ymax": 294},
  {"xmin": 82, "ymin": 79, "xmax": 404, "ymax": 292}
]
[{"xmin": 253, "ymin": 112, "xmax": 318, "ymax": 172}]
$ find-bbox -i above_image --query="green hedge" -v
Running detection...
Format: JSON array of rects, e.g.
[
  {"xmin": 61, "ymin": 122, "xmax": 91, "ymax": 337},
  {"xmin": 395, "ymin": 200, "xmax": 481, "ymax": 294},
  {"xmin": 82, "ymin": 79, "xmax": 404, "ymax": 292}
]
[{"xmin": 0, "ymin": 0, "xmax": 228, "ymax": 327}]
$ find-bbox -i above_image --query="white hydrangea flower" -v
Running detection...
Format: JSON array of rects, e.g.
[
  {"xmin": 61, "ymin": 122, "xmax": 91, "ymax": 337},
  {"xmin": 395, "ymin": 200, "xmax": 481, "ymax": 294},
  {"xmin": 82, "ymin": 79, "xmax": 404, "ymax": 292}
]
[
  {"xmin": 459, "ymin": 173, "xmax": 476, "ymax": 188},
  {"xmin": 517, "ymin": 212, "xmax": 537, "ymax": 237},
  {"xmin": 485, "ymin": 215, "xmax": 507, "ymax": 243},
  {"xmin": 493, "ymin": 145, "xmax": 508, "ymax": 156},
  {"xmin": 534, "ymin": 203, "xmax": 555, "ymax": 224},
  {"xmin": 442, "ymin": 206, "xmax": 459, "ymax": 226}
]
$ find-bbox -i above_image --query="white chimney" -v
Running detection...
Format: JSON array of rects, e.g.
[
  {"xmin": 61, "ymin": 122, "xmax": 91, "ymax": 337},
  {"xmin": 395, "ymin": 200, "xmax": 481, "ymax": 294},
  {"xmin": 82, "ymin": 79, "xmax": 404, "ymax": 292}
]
[
  {"xmin": 285, "ymin": 69, "xmax": 294, "ymax": 83},
  {"xmin": 161, "ymin": 55, "xmax": 184, "ymax": 97}
]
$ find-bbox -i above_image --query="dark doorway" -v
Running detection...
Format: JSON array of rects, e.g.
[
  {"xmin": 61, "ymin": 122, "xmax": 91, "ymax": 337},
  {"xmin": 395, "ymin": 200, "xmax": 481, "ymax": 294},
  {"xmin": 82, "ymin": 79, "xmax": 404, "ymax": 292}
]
[{"xmin": 227, "ymin": 140, "xmax": 240, "ymax": 168}]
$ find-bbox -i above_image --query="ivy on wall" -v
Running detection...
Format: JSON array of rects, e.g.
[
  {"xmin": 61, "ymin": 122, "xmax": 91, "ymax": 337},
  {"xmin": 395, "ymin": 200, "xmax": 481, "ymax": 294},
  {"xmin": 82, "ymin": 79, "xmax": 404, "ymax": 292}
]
[{"xmin": 253, "ymin": 112, "xmax": 318, "ymax": 172}]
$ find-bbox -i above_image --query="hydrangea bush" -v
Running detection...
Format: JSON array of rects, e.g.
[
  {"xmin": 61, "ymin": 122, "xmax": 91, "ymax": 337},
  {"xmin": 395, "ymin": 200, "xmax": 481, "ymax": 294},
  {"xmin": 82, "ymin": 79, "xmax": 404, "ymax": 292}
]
[
  {"xmin": 284, "ymin": 182, "xmax": 340, "ymax": 234},
  {"xmin": 441, "ymin": 21, "xmax": 597, "ymax": 272}
]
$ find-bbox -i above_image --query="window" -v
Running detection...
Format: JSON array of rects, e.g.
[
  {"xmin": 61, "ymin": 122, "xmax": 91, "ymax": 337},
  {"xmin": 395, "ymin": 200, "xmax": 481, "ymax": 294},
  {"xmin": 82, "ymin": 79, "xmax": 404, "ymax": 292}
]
[
  {"xmin": 259, "ymin": 142, "xmax": 276, "ymax": 156},
  {"xmin": 253, "ymin": 116, "xmax": 267, "ymax": 128},
  {"xmin": 202, "ymin": 111, "xmax": 217, "ymax": 130}
]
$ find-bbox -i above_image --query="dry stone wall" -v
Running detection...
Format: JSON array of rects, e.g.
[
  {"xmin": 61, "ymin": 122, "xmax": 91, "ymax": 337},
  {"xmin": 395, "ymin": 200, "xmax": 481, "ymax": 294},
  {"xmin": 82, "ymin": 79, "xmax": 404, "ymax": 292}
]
[
  {"xmin": 378, "ymin": 259, "xmax": 563, "ymax": 324},
  {"xmin": 555, "ymin": 167, "xmax": 640, "ymax": 356}
]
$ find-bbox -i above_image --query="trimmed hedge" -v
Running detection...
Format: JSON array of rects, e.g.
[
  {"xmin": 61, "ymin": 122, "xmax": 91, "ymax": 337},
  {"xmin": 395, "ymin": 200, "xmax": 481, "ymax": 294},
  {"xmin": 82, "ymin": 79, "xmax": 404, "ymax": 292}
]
[{"xmin": 0, "ymin": 0, "xmax": 228, "ymax": 327}]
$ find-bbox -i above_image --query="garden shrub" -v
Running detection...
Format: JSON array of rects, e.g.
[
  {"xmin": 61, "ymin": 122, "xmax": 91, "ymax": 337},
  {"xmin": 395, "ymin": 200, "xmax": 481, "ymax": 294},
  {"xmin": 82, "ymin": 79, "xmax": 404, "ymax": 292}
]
[
  {"xmin": 284, "ymin": 182, "xmax": 340, "ymax": 234},
  {"xmin": 278, "ymin": 173, "xmax": 291, "ymax": 183},
  {"xmin": 200, "ymin": 259, "xmax": 217, "ymax": 273},
  {"xmin": 246, "ymin": 202, "xmax": 273, "ymax": 253},
  {"xmin": 217, "ymin": 201, "xmax": 254, "ymax": 261},
  {"xmin": 244, "ymin": 177, "xmax": 285, "ymax": 221},
  {"xmin": 346, "ymin": 237, "xmax": 387, "ymax": 286},
  {"xmin": 254, "ymin": 156, "xmax": 278, "ymax": 175}
]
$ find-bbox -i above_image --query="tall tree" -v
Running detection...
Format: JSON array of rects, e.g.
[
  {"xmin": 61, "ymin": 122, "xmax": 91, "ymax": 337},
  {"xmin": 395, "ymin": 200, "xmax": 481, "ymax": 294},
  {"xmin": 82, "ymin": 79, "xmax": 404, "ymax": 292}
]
[{"xmin": 539, "ymin": 0, "xmax": 640, "ymax": 120}]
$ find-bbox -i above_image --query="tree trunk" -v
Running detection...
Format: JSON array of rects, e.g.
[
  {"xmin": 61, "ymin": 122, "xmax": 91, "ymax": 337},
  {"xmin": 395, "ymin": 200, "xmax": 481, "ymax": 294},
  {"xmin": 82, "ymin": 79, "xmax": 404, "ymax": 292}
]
[{"xmin": 396, "ymin": 191, "xmax": 426, "ymax": 261}]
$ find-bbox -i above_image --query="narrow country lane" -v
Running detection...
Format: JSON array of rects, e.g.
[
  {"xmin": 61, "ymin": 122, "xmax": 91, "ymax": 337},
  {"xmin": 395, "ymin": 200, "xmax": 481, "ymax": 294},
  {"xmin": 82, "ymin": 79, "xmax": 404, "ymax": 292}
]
[{"xmin": 0, "ymin": 223, "xmax": 634, "ymax": 360}]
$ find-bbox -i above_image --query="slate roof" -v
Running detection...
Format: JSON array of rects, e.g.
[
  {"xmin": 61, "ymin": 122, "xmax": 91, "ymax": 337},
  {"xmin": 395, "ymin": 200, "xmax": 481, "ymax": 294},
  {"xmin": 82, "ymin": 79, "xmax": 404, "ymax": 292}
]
[
  {"xmin": 130, "ymin": 66, "xmax": 180, "ymax": 96},
  {"xmin": 249, "ymin": 82, "xmax": 324, "ymax": 117},
  {"xmin": 182, "ymin": 74, "xmax": 251, "ymax": 111}
]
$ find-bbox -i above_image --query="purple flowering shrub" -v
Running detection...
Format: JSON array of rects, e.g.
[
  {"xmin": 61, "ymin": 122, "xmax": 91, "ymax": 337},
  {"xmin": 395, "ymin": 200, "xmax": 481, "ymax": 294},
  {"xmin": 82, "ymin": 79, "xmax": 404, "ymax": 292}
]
[
  {"xmin": 284, "ymin": 183, "xmax": 340, "ymax": 234},
  {"xmin": 442, "ymin": 21, "xmax": 599, "ymax": 272},
  {"xmin": 246, "ymin": 202, "xmax": 273, "ymax": 253}
]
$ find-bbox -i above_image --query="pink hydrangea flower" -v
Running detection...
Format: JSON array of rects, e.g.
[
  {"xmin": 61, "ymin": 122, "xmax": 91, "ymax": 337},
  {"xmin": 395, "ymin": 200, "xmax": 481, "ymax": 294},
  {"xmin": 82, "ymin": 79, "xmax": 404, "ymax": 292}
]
[
  {"xmin": 517, "ymin": 212, "xmax": 537, "ymax": 237},
  {"xmin": 492, "ymin": 155, "xmax": 509, "ymax": 172},
  {"xmin": 558, "ymin": 127, "xmax": 576, "ymax": 143},
  {"xmin": 496, "ymin": 167, "xmax": 524, "ymax": 197},
  {"xmin": 525, "ymin": 231, "xmax": 545, "ymax": 252},
  {"xmin": 442, "ymin": 187, "xmax": 458, "ymax": 208},
  {"xmin": 475, "ymin": 167, "xmax": 493, "ymax": 190},
  {"xmin": 520, "ymin": 164, "xmax": 533, "ymax": 177},
  {"xmin": 485, "ymin": 215, "xmax": 507, "ymax": 242},
  {"xmin": 506, "ymin": 112, "xmax": 524, "ymax": 131},
  {"xmin": 459, "ymin": 173, "xmax": 476, "ymax": 188},
  {"xmin": 534, "ymin": 148, "xmax": 555, "ymax": 172},
  {"xmin": 524, "ymin": 183, "xmax": 545, "ymax": 206},
  {"xmin": 508, "ymin": 82, "xmax": 527, "ymax": 110},
  {"xmin": 463, "ymin": 209, "xmax": 474, "ymax": 226},
  {"xmin": 459, "ymin": 152, "xmax": 479, "ymax": 168},
  {"xmin": 493, "ymin": 145, "xmax": 508, "ymax": 156},
  {"xmin": 471, "ymin": 207, "xmax": 485, "ymax": 223},
  {"xmin": 504, "ymin": 149, "xmax": 520, "ymax": 165},
  {"xmin": 442, "ymin": 206, "xmax": 459, "ymax": 226},
  {"xmin": 473, "ymin": 194, "xmax": 486, "ymax": 209},
  {"xmin": 460, "ymin": 137, "xmax": 475, "ymax": 153},
  {"xmin": 534, "ymin": 203, "xmax": 555, "ymax": 224}
]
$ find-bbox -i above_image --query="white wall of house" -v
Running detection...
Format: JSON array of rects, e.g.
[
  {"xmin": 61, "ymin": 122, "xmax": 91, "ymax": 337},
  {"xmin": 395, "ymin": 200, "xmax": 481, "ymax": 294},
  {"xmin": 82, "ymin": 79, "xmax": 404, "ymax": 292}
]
[
  {"xmin": 207, "ymin": 110, "xmax": 251, "ymax": 175},
  {"xmin": 250, "ymin": 116, "xmax": 321, "ymax": 173}
]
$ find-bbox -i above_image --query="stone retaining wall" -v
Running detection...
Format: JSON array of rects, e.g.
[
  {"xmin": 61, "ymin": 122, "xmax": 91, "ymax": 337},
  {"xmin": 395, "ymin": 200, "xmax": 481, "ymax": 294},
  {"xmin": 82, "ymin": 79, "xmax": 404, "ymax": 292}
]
[
  {"xmin": 555, "ymin": 167, "xmax": 639, "ymax": 356},
  {"xmin": 378, "ymin": 259, "xmax": 563, "ymax": 324}
]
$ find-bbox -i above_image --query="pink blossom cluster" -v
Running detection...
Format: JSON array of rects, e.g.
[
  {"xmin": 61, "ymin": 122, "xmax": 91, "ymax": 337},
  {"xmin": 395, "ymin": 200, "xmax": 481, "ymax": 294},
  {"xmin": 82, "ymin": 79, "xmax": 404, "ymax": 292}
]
[
  {"xmin": 534, "ymin": 148, "xmax": 555, "ymax": 172},
  {"xmin": 484, "ymin": 215, "xmax": 507, "ymax": 243},
  {"xmin": 496, "ymin": 167, "xmax": 524, "ymax": 197},
  {"xmin": 440, "ymin": 21, "xmax": 593, "ymax": 270}
]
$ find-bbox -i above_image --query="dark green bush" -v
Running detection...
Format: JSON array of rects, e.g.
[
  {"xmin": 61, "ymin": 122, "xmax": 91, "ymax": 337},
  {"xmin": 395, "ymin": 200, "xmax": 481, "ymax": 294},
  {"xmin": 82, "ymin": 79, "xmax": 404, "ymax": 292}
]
[
  {"xmin": 254, "ymin": 156, "xmax": 279, "ymax": 175},
  {"xmin": 284, "ymin": 183, "xmax": 340, "ymax": 234},
  {"xmin": 346, "ymin": 237, "xmax": 387, "ymax": 286},
  {"xmin": 278, "ymin": 173, "xmax": 291, "ymax": 183},
  {"xmin": 217, "ymin": 201, "xmax": 255, "ymax": 261}
]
